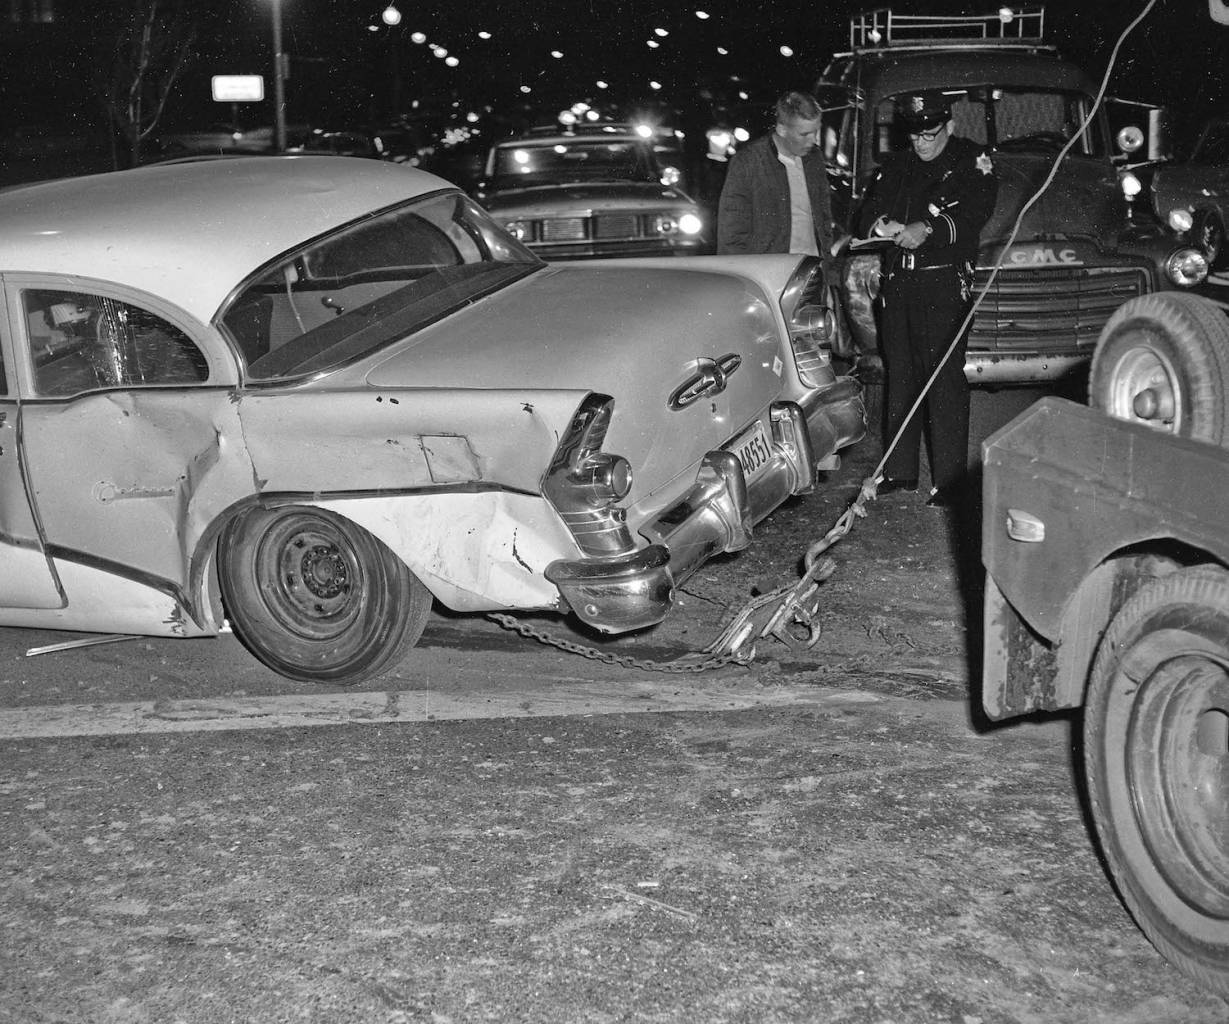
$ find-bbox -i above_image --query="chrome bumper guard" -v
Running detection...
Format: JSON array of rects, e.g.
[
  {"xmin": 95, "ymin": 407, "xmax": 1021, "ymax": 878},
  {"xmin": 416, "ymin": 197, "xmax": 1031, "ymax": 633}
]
[
  {"xmin": 544, "ymin": 543, "xmax": 674, "ymax": 634},
  {"xmin": 547, "ymin": 401, "xmax": 819, "ymax": 634}
]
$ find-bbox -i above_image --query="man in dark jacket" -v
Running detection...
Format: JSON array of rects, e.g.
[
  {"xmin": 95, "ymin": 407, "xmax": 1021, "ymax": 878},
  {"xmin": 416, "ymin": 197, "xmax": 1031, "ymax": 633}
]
[
  {"xmin": 717, "ymin": 92, "xmax": 836, "ymax": 258},
  {"xmin": 857, "ymin": 90, "xmax": 998, "ymax": 508}
]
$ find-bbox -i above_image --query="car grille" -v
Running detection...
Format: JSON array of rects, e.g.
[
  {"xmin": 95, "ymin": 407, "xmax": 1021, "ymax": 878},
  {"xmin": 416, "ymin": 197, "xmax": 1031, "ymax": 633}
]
[
  {"xmin": 969, "ymin": 266, "xmax": 1148, "ymax": 353},
  {"xmin": 539, "ymin": 214, "xmax": 649, "ymax": 242},
  {"xmin": 541, "ymin": 218, "xmax": 587, "ymax": 242}
]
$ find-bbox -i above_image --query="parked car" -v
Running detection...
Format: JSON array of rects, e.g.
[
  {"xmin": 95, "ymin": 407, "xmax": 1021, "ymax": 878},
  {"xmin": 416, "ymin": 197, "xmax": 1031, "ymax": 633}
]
[
  {"xmin": 0, "ymin": 157, "xmax": 863, "ymax": 685},
  {"xmin": 1147, "ymin": 117, "xmax": 1229, "ymax": 272},
  {"xmin": 153, "ymin": 124, "xmax": 384, "ymax": 161},
  {"xmin": 154, "ymin": 122, "xmax": 273, "ymax": 158},
  {"xmin": 474, "ymin": 124, "xmax": 710, "ymax": 258},
  {"xmin": 285, "ymin": 127, "xmax": 386, "ymax": 159}
]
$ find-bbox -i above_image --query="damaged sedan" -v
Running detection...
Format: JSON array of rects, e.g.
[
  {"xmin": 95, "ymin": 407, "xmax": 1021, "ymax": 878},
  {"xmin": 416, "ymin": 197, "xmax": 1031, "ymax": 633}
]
[{"xmin": 0, "ymin": 157, "xmax": 864, "ymax": 684}]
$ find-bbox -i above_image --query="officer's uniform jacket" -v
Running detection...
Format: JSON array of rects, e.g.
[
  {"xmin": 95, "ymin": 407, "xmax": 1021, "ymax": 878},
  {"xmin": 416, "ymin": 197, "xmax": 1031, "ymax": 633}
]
[{"xmin": 856, "ymin": 135, "xmax": 998, "ymax": 272}]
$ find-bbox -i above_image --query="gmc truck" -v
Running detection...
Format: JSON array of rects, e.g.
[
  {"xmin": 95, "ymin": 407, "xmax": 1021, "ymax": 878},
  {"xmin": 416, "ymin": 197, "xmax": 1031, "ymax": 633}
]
[
  {"xmin": 981, "ymin": 290, "xmax": 1229, "ymax": 995},
  {"xmin": 818, "ymin": 6, "xmax": 1211, "ymax": 384}
]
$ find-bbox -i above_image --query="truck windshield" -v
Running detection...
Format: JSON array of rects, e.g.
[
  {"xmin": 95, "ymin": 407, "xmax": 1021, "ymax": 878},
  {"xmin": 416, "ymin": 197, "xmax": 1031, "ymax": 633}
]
[{"xmin": 874, "ymin": 88, "xmax": 1106, "ymax": 159}]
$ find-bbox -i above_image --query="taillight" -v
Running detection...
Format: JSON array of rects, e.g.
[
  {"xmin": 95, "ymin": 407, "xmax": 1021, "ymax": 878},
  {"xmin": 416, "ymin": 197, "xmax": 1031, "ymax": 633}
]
[
  {"xmin": 780, "ymin": 257, "xmax": 837, "ymax": 386},
  {"xmin": 542, "ymin": 394, "xmax": 637, "ymax": 557}
]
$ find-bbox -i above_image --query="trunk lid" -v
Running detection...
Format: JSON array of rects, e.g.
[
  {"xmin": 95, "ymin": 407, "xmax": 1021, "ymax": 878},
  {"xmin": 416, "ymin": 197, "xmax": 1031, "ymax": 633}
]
[{"xmin": 363, "ymin": 263, "xmax": 785, "ymax": 499}]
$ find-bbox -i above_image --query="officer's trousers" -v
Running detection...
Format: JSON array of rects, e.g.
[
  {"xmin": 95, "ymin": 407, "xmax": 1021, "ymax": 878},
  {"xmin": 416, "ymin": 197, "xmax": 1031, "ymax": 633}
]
[{"xmin": 878, "ymin": 264, "xmax": 972, "ymax": 493}]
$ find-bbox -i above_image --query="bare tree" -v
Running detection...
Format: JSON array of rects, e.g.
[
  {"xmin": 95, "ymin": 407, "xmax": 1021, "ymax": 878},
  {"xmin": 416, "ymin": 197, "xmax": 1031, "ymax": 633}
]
[{"xmin": 101, "ymin": 0, "xmax": 197, "ymax": 168}]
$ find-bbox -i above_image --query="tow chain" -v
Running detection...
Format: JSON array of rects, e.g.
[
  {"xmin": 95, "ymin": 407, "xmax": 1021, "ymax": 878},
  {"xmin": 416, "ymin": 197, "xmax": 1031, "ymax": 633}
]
[{"xmin": 487, "ymin": 475, "xmax": 879, "ymax": 672}]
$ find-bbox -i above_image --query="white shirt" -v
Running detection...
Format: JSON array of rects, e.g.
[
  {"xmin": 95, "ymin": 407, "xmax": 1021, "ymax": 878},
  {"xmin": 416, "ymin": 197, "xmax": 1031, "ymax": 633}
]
[{"xmin": 776, "ymin": 149, "xmax": 818, "ymax": 256}]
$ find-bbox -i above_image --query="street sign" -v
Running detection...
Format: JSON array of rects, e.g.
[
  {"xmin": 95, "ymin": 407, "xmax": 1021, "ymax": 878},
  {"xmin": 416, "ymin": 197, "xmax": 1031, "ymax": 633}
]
[{"xmin": 211, "ymin": 75, "xmax": 265, "ymax": 103}]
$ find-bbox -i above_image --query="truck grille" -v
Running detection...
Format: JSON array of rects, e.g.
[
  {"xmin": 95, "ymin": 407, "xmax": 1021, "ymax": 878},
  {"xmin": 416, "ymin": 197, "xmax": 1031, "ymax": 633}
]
[{"xmin": 969, "ymin": 266, "xmax": 1148, "ymax": 353}]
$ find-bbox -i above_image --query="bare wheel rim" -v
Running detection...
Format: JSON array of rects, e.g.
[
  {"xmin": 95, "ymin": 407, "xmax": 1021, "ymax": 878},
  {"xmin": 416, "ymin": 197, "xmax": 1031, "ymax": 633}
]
[
  {"xmin": 253, "ymin": 512, "xmax": 366, "ymax": 642},
  {"xmin": 1107, "ymin": 343, "xmax": 1184, "ymax": 432},
  {"xmin": 1124, "ymin": 652, "xmax": 1229, "ymax": 923}
]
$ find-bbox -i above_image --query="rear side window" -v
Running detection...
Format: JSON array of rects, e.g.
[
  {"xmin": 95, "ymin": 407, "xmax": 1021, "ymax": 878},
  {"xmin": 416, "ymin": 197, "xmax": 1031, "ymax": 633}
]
[{"xmin": 23, "ymin": 289, "xmax": 209, "ymax": 397}]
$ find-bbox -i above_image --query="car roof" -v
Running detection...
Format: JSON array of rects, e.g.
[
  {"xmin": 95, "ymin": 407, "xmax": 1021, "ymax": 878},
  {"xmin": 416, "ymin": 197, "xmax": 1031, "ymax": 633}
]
[{"xmin": 0, "ymin": 156, "xmax": 453, "ymax": 323}]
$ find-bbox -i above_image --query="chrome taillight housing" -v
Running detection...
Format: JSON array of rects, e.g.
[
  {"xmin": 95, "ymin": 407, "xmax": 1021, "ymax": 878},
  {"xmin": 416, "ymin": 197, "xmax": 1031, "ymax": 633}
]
[
  {"xmin": 541, "ymin": 394, "xmax": 637, "ymax": 558},
  {"xmin": 780, "ymin": 257, "xmax": 837, "ymax": 387}
]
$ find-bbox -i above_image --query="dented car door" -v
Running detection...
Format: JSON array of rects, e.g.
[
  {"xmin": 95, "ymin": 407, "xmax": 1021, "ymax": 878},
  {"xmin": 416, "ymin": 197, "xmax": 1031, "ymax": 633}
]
[{"xmin": 8, "ymin": 279, "xmax": 249, "ymax": 613}]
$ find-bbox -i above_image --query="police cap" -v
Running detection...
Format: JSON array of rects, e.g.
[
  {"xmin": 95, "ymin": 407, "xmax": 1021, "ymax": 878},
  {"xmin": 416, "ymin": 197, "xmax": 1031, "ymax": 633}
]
[{"xmin": 896, "ymin": 91, "xmax": 953, "ymax": 132}]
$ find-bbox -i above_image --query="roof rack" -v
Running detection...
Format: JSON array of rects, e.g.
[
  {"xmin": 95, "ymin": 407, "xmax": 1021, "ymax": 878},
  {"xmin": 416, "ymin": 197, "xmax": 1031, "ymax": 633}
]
[{"xmin": 849, "ymin": 7, "xmax": 1045, "ymax": 50}]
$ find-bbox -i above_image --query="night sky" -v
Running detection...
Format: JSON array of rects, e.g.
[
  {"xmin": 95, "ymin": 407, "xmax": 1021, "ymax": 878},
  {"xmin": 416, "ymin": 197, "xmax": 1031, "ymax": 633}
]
[
  {"xmin": 189, "ymin": 0, "xmax": 1222, "ymax": 138},
  {"xmin": 6, "ymin": 0, "xmax": 1225, "ymax": 147}
]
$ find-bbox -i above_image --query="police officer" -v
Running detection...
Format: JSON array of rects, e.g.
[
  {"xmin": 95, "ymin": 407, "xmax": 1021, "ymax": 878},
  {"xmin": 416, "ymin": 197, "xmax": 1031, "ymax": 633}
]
[{"xmin": 858, "ymin": 91, "xmax": 998, "ymax": 507}]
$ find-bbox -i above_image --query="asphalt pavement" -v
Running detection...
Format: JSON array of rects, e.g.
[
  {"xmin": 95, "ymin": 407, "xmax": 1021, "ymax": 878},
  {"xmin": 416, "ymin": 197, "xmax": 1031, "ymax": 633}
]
[{"xmin": 3, "ymin": 385, "xmax": 1228, "ymax": 1021}]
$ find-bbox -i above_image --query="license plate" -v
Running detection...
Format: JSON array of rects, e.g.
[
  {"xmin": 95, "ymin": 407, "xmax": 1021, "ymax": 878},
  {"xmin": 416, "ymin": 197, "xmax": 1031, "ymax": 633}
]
[{"xmin": 730, "ymin": 420, "xmax": 773, "ymax": 483}]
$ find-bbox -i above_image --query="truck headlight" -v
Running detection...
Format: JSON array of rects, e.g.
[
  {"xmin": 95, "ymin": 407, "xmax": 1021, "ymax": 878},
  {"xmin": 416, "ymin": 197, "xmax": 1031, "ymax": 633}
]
[
  {"xmin": 1168, "ymin": 208, "xmax": 1194, "ymax": 233},
  {"xmin": 1165, "ymin": 247, "xmax": 1209, "ymax": 287}
]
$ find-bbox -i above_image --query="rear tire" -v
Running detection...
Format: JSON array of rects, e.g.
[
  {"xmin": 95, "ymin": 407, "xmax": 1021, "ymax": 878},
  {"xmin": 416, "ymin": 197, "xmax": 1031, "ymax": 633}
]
[
  {"xmin": 218, "ymin": 506, "xmax": 430, "ymax": 685},
  {"xmin": 1083, "ymin": 566, "xmax": 1229, "ymax": 997},
  {"xmin": 1089, "ymin": 292, "xmax": 1229, "ymax": 446}
]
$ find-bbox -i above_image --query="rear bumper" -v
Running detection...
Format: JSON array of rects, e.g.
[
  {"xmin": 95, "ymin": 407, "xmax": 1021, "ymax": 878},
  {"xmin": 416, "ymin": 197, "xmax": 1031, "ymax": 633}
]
[{"xmin": 546, "ymin": 394, "xmax": 863, "ymax": 634}]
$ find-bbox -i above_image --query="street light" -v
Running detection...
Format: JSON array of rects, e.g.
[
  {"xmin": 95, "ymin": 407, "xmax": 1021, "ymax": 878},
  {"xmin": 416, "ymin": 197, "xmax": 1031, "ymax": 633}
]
[{"xmin": 381, "ymin": 4, "xmax": 401, "ymax": 26}]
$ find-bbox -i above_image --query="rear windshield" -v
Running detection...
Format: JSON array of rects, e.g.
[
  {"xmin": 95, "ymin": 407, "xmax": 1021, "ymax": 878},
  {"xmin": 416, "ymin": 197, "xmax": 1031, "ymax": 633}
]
[{"xmin": 219, "ymin": 191, "xmax": 541, "ymax": 381}]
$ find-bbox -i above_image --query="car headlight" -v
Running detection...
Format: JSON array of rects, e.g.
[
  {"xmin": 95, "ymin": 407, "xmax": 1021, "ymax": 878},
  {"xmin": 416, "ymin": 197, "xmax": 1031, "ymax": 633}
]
[
  {"xmin": 1168, "ymin": 208, "xmax": 1194, "ymax": 233},
  {"xmin": 653, "ymin": 213, "xmax": 703, "ymax": 237},
  {"xmin": 677, "ymin": 212, "xmax": 703, "ymax": 235},
  {"xmin": 504, "ymin": 220, "xmax": 533, "ymax": 242},
  {"xmin": 1165, "ymin": 247, "xmax": 1209, "ymax": 287}
]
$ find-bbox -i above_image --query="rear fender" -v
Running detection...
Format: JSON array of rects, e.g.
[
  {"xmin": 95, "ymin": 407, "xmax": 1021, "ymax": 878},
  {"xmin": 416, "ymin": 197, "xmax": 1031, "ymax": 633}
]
[
  {"xmin": 314, "ymin": 491, "xmax": 577, "ymax": 612},
  {"xmin": 235, "ymin": 388, "xmax": 591, "ymax": 496}
]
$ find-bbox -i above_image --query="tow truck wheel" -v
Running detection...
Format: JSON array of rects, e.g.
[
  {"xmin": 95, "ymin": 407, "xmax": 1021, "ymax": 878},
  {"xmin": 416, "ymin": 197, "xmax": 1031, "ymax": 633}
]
[
  {"xmin": 218, "ymin": 506, "xmax": 431, "ymax": 685},
  {"xmin": 1083, "ymin": 566, "xmax": 1229, "ymax": 997},
  {"xmin": 1089, "ymin": 293, "xmax": 1229, "ymax": 446}
]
